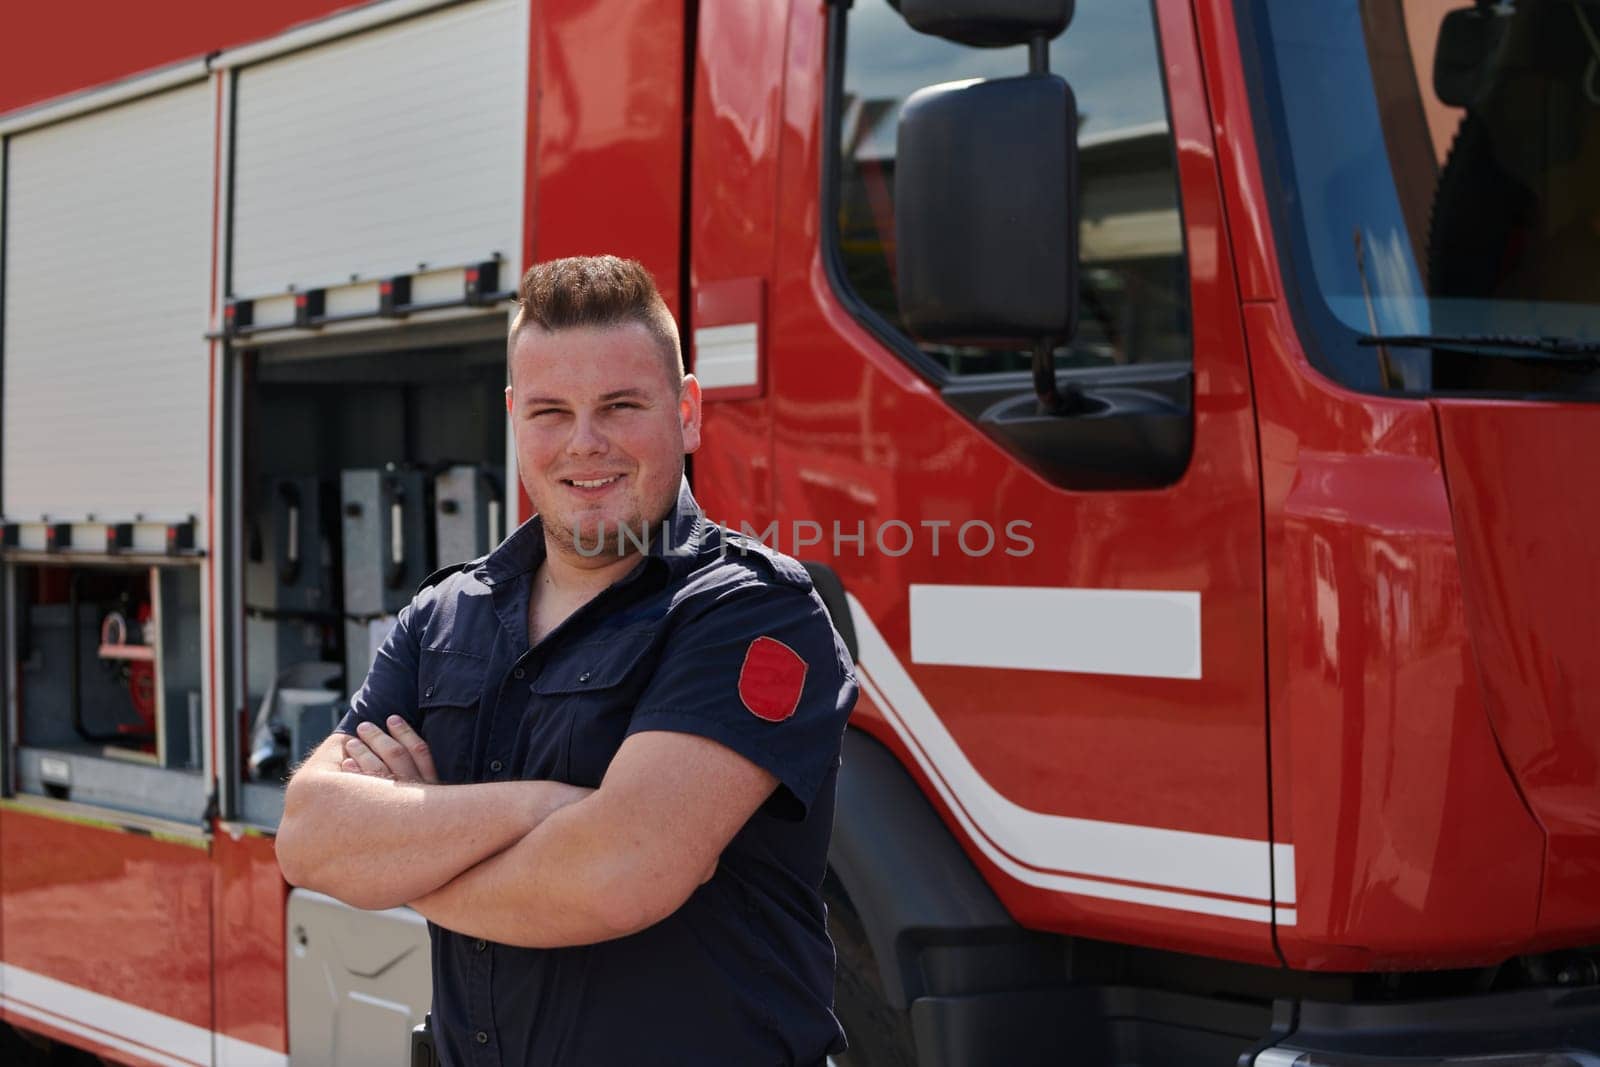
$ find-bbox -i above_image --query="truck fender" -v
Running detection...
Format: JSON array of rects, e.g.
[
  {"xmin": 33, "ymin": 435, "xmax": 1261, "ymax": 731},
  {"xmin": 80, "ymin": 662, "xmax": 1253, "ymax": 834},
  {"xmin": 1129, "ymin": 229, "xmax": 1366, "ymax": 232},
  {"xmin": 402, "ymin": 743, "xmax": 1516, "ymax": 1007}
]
[{"xmin": 830, "ymin": 727, "xmax": 1059, "ymax": 1011}]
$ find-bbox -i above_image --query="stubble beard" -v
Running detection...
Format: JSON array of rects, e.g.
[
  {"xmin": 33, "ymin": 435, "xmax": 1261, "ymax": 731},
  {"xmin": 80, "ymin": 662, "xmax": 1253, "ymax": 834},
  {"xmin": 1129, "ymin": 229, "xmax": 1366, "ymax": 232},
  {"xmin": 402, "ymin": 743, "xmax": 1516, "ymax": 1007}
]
[{"xmin": 546, "ymin": 506, "xmax": 649, "ymax": 562}]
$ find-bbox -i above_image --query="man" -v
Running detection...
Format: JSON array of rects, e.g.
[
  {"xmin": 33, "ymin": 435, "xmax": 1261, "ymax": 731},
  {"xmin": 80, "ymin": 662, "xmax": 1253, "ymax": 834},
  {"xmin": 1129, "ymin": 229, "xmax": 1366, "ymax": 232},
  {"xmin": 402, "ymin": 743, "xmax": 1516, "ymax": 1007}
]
[{"xmin": 275, "ymin": 256, "xmax": 858, "ymax": 1065}]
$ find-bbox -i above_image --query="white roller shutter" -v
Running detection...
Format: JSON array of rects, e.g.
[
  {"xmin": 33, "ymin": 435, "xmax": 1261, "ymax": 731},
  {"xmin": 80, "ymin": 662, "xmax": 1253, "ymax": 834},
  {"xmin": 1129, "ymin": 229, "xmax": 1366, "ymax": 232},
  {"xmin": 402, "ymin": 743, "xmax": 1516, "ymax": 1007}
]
[
  {"xmin": 3, "ymin": 82, "xmax": 214, "ymax": 526},
  {"xmin": 230, "ymin": 0, "xmax": 525, "ymax": 298}
]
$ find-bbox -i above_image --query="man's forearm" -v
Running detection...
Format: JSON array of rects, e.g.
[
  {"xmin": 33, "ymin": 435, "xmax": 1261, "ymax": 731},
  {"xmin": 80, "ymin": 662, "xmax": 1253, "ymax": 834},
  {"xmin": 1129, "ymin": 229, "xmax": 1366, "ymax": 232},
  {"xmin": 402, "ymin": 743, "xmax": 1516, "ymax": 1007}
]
[
  {"xmin": 409, "ymin": 791, "xmax": 711, "ymax": 948},
  {"xmin": 409, "ymin": 800, "xmax": 655, "ymax": 947},
  {"xmin": 277, "ymin": 764, "xmax": 587, "ymax": 910}
]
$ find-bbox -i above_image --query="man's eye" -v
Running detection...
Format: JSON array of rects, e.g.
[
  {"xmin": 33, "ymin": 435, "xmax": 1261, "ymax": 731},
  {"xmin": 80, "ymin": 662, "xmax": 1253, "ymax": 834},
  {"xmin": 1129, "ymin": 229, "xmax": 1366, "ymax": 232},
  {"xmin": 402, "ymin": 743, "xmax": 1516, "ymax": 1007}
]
[
  {"xmin": 607, "ymin": 402, "xmax": 640, "ymax": 411},
  {"xmin": 529, "ymin": 408, "xmax": 566, "ymax": 418}
]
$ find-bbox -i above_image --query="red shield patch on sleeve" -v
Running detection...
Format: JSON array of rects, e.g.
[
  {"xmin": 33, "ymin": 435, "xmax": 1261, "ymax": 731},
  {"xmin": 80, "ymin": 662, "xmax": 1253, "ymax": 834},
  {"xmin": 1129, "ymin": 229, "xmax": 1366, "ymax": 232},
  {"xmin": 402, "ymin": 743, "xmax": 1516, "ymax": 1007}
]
[{"xmin": 738, "ymin": 636, "xmax": 809, "ymax": 722}]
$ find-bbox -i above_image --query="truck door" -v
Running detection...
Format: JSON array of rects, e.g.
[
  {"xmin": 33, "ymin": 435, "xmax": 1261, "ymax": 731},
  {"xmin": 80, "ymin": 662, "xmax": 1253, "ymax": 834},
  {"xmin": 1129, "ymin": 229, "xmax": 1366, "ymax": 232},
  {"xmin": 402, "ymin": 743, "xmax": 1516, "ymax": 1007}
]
[{"xmin": 712, "ymin": 0, "xmax": 1283, "ymax": 959}]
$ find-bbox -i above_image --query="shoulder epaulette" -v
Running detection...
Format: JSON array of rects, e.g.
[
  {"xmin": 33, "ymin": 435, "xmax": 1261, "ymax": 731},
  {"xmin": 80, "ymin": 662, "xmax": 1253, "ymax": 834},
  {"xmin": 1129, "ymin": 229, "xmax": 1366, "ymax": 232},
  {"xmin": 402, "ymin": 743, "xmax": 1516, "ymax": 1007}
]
[
  {"xmin": 416, "ymin": 556, "xmax": 487, "ymax": 594},
  {"xmin": 720, "ymin": 532, "xmax": 813, "ymax": 591}
]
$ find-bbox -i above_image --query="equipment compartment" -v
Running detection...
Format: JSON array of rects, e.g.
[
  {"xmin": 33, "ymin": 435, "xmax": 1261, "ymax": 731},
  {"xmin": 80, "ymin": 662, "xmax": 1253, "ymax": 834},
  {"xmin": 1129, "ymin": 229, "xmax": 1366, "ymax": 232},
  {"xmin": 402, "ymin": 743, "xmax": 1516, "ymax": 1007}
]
[
  {"xmin": 5, "ymin": 561, "xmax": 205, "ymax": 821},
  {"xmin": 239, "ymin": 332, "xmax": 509, "ymax": 803}
]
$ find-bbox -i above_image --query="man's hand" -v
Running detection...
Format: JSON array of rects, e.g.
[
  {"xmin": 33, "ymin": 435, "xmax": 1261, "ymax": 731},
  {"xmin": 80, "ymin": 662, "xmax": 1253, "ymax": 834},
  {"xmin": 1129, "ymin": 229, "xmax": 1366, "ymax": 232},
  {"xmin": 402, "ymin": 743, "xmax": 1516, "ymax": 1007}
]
[
  {"xmin": 341, "ymin": 715, "xmax": 438, "ymax": 783},
  {"xmin": 408, "ymin": 730, "xmax": 777, "ymax": 947},
  {"xmin": 278, "ymin": 729, "xmax": 595, "ymax": 911}
]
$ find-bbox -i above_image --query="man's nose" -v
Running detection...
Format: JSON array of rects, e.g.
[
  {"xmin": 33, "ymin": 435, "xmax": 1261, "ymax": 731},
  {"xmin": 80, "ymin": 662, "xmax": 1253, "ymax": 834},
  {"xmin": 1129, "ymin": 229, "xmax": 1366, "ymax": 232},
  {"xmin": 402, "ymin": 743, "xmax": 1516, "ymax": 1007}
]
[{"xmin": 564, "ymin": 411, "xmax": 610, "ymax": 455}]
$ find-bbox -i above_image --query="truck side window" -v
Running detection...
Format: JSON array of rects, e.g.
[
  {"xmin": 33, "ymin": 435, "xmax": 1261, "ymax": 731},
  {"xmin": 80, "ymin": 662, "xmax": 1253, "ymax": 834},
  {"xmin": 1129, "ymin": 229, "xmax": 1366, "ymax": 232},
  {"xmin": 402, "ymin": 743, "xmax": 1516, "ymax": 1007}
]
[{"xmin": 832, "ymin": 0, "xmax": 1190, "ymax": 377}]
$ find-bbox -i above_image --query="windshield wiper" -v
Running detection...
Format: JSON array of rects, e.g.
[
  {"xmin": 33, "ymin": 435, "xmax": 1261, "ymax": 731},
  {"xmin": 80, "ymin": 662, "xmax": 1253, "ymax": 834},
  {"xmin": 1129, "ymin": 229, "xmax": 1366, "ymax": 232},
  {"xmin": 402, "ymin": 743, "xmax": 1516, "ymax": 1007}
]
[{"xmin": 1357, "ymin": 333, "xmax": 1600, "ymax": 363}]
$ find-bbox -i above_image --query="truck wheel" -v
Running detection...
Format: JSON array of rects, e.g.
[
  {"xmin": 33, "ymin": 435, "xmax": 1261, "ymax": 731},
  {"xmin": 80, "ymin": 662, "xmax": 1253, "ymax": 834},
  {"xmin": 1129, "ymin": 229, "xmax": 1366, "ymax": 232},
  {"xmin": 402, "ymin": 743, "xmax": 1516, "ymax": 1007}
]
[
  {"xmin": 0, "ymin": 1023, "xmax": 103, "ymax": 1066},
  {"xmin": 824, "ymin": 868, "xmax": 919, "ymax": 1067}
]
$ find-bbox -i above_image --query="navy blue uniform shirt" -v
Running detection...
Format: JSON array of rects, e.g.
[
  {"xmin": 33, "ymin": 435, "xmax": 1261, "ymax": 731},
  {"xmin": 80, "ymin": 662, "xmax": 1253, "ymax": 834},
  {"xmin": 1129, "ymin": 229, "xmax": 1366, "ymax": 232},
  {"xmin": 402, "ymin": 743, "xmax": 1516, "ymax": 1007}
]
[{"xmin": 336, "ymin": 481, "xmax": 858, "ymax": 1066}]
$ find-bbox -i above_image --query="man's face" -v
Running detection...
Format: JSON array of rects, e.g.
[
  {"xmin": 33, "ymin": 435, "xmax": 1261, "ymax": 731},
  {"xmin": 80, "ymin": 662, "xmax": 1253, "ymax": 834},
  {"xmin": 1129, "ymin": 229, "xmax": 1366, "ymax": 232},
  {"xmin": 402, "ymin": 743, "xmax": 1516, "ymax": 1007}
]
[{"xmin": 506, "ymin": 321, "xmax": 701, "ymax": 563}]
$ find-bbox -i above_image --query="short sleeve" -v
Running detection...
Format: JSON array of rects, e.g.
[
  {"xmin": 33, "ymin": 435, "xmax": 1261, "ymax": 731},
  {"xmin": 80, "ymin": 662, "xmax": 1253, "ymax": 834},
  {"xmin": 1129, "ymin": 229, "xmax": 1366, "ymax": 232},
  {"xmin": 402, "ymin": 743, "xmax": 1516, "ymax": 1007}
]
[
  {"xmin": 626, "ymin": 582, "xmax": 858, "ymax": 819},
  {"xmin": 335, "ymin": 601, "xmax": 422, "ymax": 737}
]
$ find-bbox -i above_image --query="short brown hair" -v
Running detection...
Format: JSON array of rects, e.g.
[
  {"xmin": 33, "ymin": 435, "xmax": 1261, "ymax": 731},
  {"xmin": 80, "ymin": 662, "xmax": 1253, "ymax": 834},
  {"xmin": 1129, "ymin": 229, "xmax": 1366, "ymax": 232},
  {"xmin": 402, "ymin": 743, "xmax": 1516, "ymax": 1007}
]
[{"xmin": 509, "ymin": 256, "xmax": 683, "ymax": 385}]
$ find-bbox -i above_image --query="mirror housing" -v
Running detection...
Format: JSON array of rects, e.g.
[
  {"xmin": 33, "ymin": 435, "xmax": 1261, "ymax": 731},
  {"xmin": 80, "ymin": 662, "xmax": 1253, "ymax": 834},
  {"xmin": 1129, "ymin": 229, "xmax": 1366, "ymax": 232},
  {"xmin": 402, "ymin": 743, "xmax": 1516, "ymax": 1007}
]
[
  {"xmin": 894, "ymin": 74, "xmax": 1078, "ymax": 348},
  {"xmin": 899, "ymin": 0, "xmax": 1073, "ymax": 48},
  {"xmin": 1434, "ymin": 5, "xmax": 1507, "ymax": 108}
]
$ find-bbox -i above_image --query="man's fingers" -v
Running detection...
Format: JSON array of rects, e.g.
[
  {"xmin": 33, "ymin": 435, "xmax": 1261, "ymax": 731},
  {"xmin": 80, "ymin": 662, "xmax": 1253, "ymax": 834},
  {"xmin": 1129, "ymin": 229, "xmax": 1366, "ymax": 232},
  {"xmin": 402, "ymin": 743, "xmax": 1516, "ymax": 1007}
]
[
  {"xmin": 341, "ymin": 758, "xmax": 362, "ymax": 773},
  {"xmin": 353, "ymin": 721, "xmax": 422, "ymax": 780},
  {"xmin": 343, "ymin": 734, "xmax": 394, "ymax": 778},
  {"xmin": 385, "ymin": 715, "xmax": 440, "ymax": 784}
]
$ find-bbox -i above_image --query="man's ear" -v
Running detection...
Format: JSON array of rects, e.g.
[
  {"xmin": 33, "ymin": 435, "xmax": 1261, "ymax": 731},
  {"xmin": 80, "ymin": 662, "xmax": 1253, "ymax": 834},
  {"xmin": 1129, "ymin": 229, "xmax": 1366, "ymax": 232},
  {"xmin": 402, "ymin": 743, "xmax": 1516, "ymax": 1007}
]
[
  {"xmin": 505, "ymin": 385, "xmax": 514, "ymax": 415},
  {"xmin": 679, "ymin": 374, "xmax": 704, "ymax": 454}
]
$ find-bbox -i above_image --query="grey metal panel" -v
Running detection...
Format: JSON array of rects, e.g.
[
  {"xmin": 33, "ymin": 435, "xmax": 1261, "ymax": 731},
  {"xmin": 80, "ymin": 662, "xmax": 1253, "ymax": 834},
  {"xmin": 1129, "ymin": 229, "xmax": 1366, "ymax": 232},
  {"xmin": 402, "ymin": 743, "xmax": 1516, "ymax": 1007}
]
[
  {"xmin": 158, "ymin": 567, "xmax": 205, "ymax": 772},
  {"xmin": 231, "ymin": 0, "xmax": 524, "ymax": 297},
  {"xmin": 245, "ymin": 311, "xmax": 510, "ymax": 362},
  {"xmin": 240, "ymin": 780, "xmax": 286, "ymax": 829},
  {"xmin": 287, "ymin": 889, "xmax": 432, "ymax": 1067},
  {"xmin": 340, "ymin": 468, "xmax": 432, "ymax": 617},
  {"xmin": 341, "ymin": 467, "xmax": 431, "ymax": 696},
  {"xmin": 2, "ymin": 82, "xmax": 213, "ymax": 526},
  {"xmin": 16, "ymin": 747, "xmax": 207, "ymax": 825},
  {"xmin": 433, "ymin": 465, "xmax": 504, "ymax": 566}
]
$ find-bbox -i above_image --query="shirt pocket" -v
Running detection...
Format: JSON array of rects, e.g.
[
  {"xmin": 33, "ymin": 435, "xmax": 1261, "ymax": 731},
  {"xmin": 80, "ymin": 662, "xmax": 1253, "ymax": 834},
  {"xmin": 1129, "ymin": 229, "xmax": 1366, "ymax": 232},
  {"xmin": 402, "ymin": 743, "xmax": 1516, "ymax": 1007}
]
[
  {"xmin": 417, "ymin": 649, "xmax": 488, "ymax": 783},
  {"xmin": 530, "ymin": 627, "xmax": 659, "ymax": 787}
]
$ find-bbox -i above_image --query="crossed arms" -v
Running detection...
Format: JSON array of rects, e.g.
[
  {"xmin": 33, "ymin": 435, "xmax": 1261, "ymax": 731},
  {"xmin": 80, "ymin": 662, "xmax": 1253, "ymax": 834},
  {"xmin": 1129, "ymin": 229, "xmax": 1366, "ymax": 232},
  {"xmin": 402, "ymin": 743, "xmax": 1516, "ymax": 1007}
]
[{"xmin": 274, "ymin": 713, "xmax": 778, "ymax": 948}]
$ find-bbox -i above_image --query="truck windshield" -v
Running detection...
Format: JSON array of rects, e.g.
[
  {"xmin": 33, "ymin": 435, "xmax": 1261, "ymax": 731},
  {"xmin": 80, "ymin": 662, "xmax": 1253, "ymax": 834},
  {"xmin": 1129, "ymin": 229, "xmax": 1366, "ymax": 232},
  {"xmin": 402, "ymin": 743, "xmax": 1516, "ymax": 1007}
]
[{"xmin": 1242, "ymin": 0, "xmax": 1600, "ymax": 398}]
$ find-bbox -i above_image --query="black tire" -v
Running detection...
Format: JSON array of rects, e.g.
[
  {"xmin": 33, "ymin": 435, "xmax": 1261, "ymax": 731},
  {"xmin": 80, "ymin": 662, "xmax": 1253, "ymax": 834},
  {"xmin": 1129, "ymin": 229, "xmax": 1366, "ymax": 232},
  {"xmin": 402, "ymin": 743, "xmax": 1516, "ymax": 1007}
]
[
  {"xmin": 824, "ymin": 868, "xmax": 920, "ymax": 1067},
  {"xmin": 1, "ymin": 1023, "xmax": 47, "ymax": 1067},
  {"xmin": 0, "ymin": 1022, "xmax": 105, "ymax": 1067}
]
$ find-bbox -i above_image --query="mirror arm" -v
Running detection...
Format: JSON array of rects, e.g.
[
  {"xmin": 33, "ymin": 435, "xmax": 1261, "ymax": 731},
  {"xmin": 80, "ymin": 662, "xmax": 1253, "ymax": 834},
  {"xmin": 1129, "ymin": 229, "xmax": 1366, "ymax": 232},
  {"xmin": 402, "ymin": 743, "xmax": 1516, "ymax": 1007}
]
[
  {"xmin": 1032, "ymin": 339, "xmax": 1085, "ymax": 415},
  {"xmin": 1029, "ymin": 33, "xmax": 1050, "ymax": 75}
]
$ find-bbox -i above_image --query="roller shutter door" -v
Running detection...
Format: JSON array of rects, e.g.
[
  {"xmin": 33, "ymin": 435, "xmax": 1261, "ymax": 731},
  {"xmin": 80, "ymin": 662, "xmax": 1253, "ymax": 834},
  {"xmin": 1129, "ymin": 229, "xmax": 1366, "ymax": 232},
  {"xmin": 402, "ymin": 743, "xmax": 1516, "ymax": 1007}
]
[
  {"xmin": 230, "ymin": 0, "xmax": 525, "ymax": 299},
  {"xmin": 2, "ymin": 82, "xmax": 214, "ymax": 526}
]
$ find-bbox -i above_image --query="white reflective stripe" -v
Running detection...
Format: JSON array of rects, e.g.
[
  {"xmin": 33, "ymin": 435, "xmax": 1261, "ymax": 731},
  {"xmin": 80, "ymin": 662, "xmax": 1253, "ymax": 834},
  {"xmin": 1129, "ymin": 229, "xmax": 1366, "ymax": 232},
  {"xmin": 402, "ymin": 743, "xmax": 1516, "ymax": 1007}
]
[
  {"xmin": 693, "ymin": 323, "xmax": 760, "ymax": 390},
  {"xmin": 0, "ymin": 963, "xmax": 208, "ymax": 1064},
  {"xmin": 1274, "ymin": 908, "xmax": 1299, "ymax": 927},
  {"xmin": 859, "ymin": 672, "xmax": 1277, "ymax": 924},
  {"xmin": 0, "ymin": 963, "xmax": 286, "ymax": 1067},
  {"xmin": 850, "ymin": 592, "xmax": 1291, "ymax": 912},
  {"xmin": 910, "ymin": 584, "xmax": 1202, "ymax": 680},
  {"xmin": 1274, "ymin": 843, "xmax": 1298, "ymax": 905},
  {"xmin": 0, "ymin": 998, "xmax": 197, "ymax": 1067},
  {"xmin": 217, "ymin": 1035, "xmax": 290, "ymax": 1067}
]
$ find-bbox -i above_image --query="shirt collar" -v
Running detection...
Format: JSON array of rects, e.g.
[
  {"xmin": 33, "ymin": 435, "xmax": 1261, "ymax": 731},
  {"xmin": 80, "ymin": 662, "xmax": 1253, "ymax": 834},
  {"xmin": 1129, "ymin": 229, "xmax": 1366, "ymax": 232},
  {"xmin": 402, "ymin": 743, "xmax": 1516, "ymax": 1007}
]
[{"xmin": 477, "ymin": 476, "xmax": 708, "ymax": 586}]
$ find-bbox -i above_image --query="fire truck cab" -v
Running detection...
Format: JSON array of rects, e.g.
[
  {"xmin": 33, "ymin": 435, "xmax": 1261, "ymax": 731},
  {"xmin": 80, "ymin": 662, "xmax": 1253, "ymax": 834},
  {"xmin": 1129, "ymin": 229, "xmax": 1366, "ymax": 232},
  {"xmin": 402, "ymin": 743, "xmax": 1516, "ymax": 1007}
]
[{"xmin": 1, "ymin": 0, "xmax": 1597, "ymax": 1064}]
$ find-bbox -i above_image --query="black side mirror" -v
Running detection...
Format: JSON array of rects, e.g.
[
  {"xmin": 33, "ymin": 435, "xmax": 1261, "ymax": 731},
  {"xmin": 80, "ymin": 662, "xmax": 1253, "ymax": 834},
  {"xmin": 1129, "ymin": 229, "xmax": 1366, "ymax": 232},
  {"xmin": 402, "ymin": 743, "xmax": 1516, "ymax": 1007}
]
[
  {"xmin": 894, "ymin": 74, "xmax": 1079, "ymax": 403},
  {"xmin": 899, "ymin": 0, "xmax": 1073, "ymax": 48},
  {"xmin": 1434, "ymin": 5, "xmax": 1508, "ymax": 108}
]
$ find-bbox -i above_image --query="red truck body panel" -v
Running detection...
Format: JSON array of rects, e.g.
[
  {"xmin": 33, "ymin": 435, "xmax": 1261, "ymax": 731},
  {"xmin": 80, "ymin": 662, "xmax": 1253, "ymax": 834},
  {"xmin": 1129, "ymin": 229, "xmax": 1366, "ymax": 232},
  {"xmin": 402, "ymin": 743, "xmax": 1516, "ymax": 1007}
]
[
  {"xmin": 0, "ymin": 808, "xmax": 214, "ymax": 1059},
  {"xmin": 1435, "ymin": 402, "xmax": 1600, "ymax": 945},
  {"xmin": 0, "ymin": 2, "xmax": 360, "ymax": 116}
]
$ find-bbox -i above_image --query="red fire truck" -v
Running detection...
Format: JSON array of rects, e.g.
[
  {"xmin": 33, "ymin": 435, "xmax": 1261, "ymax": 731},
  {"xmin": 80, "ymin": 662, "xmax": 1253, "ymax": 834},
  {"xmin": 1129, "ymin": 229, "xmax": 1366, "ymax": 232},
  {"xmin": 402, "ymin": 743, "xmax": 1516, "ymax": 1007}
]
[{"xmin": 1, "ymin": 0, "xmax": 1597, "ymax": 1063}]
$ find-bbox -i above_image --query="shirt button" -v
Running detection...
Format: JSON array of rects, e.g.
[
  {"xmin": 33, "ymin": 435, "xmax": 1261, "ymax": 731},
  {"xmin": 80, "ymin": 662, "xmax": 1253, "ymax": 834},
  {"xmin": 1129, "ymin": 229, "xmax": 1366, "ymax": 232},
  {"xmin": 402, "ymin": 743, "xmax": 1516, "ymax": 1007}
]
[
  {"xmin": 423, "ymin": 685, "xmax": 435, "ymax": 698},
  {"xmin": 513, "ymin": 667, "xmax": 525, "ymax": 679},
  {"xmin": 475, "ymin": 939, "xmax": 487, "ymax": 952},
  {"xmin": 475, "ymin": 1030, "xmax": 489, "ymax": 1045},
  {"xmin": 489, "ymin": 760, "xmax": 504, "ymax": 773},
  {"xmin": 578, "ymin": 671, "xmax": 591, "ymax": 683}
]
